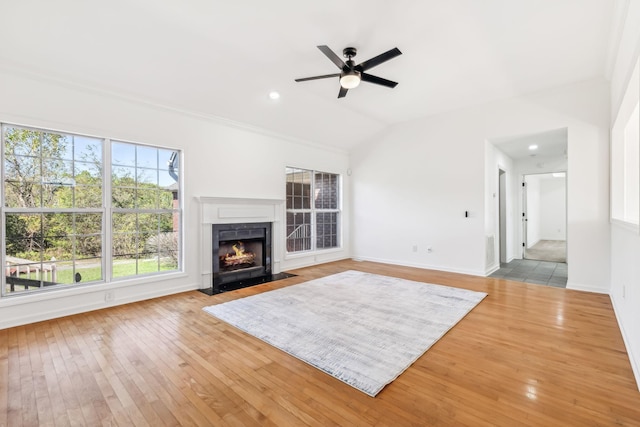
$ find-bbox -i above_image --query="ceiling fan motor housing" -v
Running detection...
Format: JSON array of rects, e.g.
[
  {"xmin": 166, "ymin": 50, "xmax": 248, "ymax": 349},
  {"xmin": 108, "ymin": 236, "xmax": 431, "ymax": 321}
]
[{"xmin": 343, "ymin": 47, "xmax": 357, "ymax": 59}]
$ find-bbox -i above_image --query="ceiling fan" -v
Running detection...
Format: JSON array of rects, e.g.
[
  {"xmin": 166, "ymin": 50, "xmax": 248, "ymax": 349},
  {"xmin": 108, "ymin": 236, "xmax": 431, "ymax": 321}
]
[{"xmin": 295, "ymin": 45, "xmax": 402, "ymax": 98}]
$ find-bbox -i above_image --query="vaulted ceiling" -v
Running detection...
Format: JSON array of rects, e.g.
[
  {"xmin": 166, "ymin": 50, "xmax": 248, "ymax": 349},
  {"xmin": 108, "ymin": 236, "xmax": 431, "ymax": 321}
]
[{"xmin": 0, "ymin": 1, "xmax": 616, "ymax": 151}]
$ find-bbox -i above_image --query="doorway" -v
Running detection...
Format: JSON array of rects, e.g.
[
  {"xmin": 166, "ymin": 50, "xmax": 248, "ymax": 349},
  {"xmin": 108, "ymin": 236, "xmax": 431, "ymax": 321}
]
[{"xmin": 522, "ymin": 172, "xmax": 566, "ymax": 263}]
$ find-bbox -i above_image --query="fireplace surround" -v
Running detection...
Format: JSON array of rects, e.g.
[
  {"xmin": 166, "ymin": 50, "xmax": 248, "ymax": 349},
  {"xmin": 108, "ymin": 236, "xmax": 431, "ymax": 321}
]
[
  {"xmin": 212, "ymin": 222, "xmax": 271, "ymax": 293},
  {"xmin": 197, "ymin": 196, "xmax": 293, "ymax": 295}
]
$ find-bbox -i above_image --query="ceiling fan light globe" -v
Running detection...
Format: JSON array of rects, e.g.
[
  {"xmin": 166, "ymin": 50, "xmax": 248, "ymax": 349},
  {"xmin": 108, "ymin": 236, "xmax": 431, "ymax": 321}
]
[{"xmin": 340, "ymin": 74, "xmax": 361, "ymax": 89}]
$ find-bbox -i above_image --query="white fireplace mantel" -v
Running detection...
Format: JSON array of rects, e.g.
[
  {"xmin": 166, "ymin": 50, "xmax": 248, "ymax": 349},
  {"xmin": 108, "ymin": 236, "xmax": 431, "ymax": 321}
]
[{"xmin": 196, "ymin": 196, "xmax": 284, "ymax": 289}]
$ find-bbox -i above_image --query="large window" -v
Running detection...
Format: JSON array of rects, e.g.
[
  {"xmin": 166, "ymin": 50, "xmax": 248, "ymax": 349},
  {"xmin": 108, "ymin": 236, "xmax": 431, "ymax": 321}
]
[
  {"xmin": 111, "ymin": 141, "xmax": 180, "ymax": 277},
  {"xmin": 285, "ymin": 167, "xmax": 340, "ymax": 253},
  {"xmin": 612, "ymin": 58, "xmax": 640, "ymax": 227},
  {"xmin": 2, "ymin": 124, "xmax": 181, "ymax": 296}
]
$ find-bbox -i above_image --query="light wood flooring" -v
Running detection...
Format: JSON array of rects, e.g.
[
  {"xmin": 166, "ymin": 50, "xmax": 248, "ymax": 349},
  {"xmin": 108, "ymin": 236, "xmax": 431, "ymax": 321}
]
[{"xmin": 1, "ymin": 260, "xmax": 639, "ymax": 426}]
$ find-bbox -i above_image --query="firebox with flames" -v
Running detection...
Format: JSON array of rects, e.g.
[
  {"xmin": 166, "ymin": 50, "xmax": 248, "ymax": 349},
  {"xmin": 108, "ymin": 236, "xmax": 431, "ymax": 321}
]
[{"xmin": 220, "ymin": 241, "xmax": 256, "ymax": 270}]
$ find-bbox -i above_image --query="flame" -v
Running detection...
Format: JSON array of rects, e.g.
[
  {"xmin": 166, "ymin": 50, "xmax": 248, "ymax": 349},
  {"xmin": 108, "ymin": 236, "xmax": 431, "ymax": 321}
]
[
  {"xmin": 232, "ymin": 242, "xmax": 245, "ymax": 257},
  {"xmin": 221, "ymin": 241, "xmax": 256, "ymax": 269}
]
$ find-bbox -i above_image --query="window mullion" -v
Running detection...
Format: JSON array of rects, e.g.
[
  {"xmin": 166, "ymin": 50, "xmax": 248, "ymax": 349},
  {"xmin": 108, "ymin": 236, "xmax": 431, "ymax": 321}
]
[
  {"xmin": 104, "ymin": 138, "xmax": 112, "ymax": 283},
  {"xmin": 311, "ymin": 172, "xmax": 316, "ymax": 252}
]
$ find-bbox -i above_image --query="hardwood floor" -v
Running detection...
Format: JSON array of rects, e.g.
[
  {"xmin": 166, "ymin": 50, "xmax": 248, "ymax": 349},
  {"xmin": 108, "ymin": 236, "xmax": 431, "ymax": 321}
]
[{"xmin": 1, "ymin": 260, "xmax": 639, "ymax": 426}]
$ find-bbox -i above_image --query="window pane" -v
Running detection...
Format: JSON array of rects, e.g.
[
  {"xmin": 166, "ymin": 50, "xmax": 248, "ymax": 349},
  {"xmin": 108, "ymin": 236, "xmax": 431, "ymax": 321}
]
[
  {"xmin": 314, "ymin": 172, "xmax": 338, "ymax": 209},
  {"xmin": 136, "ymin": 188, "xmax": 158, "ymax": 209},
  {"xmin": 6, "ymin": 213, "xmax": 42, "ymax": 259},
  {"xmin": 136, "ymin": 145, "xmax": 158, "ymax": 169},
  {"xmin": 43, "ymin": 212, "xmax": 70, "ymax": 238},
  {"xmin": 159, "ymin": 169, "xmax": 176, "ymax": 187},
  {"xmin": 158, "ymin": 213, "xmax": 175, "ymax": 232},
  {"xmin": 42, "ymin": 159, "xmax": 72, "ymax": 184},
  {"xmin": 4, "ymin": 153, "xmax": 42, "ymax": 208},
  {"xmin": 113, "ymin": 255, "xmax": 138, "ymax": 278},
  {"xmin": 75, "ymin": 259, "xmax": 102, "ymax": 283},
  {"xmin": 43, "ymin": 133, "xmax": 71, "ymax": 160},
  {"xmin": 112, "ymin": 141, "xmax": 136, "ymax": 166},
  {"xmin": 159, "ymin": 190, "xmax": 175, "ymax": 209},
  {"xmin": 158, "ymin": 149, "xmax": 175, "ymax": 169},
  {"xmin": 316, "ymin": 212, "xmax": 339, "ymax": 249},
  {"xmin": 75, "ymin": 185, "xmax": 102, "ymax": 208},
  {"xmin": 75, "ymin": 136, "xmax": 102, "ymax": 163},
  {"xmin": 75, "ymin": 213, "xmax": 102, "ymax": 235},
  {"xmin": 74, "ymin": 160, "xmax": 101, "ymax": 182},
  {"xmin": 137, "ymin": 167, "xmax": 158, "ymax": 186},
  {"xmin": 112, "ymin": 187, "xmax": 136, "ymax": 209},
  {"xmin": 286, "ymin": 211, "xmax": 311, "ymax": 252},
  {"xmin": 112, "ymin": 213, "xmax": 136, "ymax": 233},
  {"xmin": 112, "ymin": 233, "xmax": 138, "ymax": 258},
  {"xmin": 112, "ymin": 165, "xmax": 136, "ymax": 182},
  {"xmin": 5, "ymin": 154, "xmax": 41, "ymax": 182},
  {"xmin": 138, "ymin": 213, "xmax": 158, "ymax": 233},
  {"xmin": 4, "ymin": 127, "xmax": 40, "ymax": 156},
  {"xmin": 77, "ymin": 236, "xmax": 102, "ymax": 259}
]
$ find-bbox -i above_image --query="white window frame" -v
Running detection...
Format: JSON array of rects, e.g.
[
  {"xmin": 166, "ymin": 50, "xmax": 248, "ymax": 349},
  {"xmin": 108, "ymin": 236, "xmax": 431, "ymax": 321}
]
[
  {"xmin": 611, "ymin": 58, "xmax": 640, "ymax": 231},
  {"xmin": 0, "ymin": 123, "xmax": 183, "ymax": 298},
  {"xmin": 285, "ymin": 167, "xmax": 342, "ymax": 254}
]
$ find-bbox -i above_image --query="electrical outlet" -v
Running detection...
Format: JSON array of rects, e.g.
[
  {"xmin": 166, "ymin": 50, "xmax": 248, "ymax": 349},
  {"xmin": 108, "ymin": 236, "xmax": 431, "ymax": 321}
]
[
  {"xmin": 412, "ymin": 245, "xmax": 418, "ymax": 252},
  {"xmin": 105, "ymin": 291, "xmax": 114, "ymax": 302},
  {"xmin": 427, "ymin": 247, "xmax": 433, "ymax": 253}
]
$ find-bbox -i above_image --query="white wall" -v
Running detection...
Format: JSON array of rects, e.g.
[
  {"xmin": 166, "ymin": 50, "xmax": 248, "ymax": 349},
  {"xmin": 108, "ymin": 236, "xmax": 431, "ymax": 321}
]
[
  {"xmin": 352, "ymin": 78, "xmax": 610, "ymax": 292},
  {"xmin": 0, "ymin": 69, "xmax": 350, "ymax": 329},
  {"xmin": 490, "ymin": 145, "xmax": 516, "ymax": 265},
  {"xmin": 540, "ymin": 176, "xmax": 567, "ymax": 240},
  {"xmin": 351, "ymin": 116, "xmax": 485, "ymax": 276},
  {"xmin": 609, "ymin": 0, "xmax": 640, "ymax": 391}
]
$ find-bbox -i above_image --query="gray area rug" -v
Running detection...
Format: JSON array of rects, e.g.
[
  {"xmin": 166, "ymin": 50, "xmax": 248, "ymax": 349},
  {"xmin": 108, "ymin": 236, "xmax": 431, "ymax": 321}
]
[{"xmin": 203, "ymin": 270, "xmax": 487, "ymax": 396}]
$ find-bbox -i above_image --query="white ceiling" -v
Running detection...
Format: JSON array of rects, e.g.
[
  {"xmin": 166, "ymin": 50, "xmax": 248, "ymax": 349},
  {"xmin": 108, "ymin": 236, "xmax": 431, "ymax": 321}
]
[
  {"xmin": 0, "ymin": 0, "xmax": 616, "ymax": 151},
  {"xmin": 492, "ymin": 128, "xmax": 568, "ymax": 161}
]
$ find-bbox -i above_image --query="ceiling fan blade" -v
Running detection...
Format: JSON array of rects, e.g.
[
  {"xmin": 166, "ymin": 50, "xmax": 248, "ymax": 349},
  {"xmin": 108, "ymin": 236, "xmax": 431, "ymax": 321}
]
[
  {"xmin": 357, "ymin": 47, "xmax": 402, "ymax": 72},
  {"xmin": 295, "ymin": 73, "xmax": 340, "ymax": 82},
  {"xmin": 361, "ymin": 73, "xmax": 398, "ymax": 88},
  {"xmin": 338, "ymin": 86, "xmax": 348, "ymax": 98},
  {"xmin": 317, "ymin": 45, "xmax": 347, "ymax": 70}
]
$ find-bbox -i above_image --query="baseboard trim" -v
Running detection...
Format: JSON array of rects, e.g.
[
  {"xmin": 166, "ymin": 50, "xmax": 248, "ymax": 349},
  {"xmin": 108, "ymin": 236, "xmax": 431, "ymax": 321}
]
[
  {"xmin": 352, "ymin": 256, "xmax": 486, "ymax": 277},
  {"xmin": 485, "ymin": 263, "xmax": 500, "ymax": 276},
  {"xmin": 610, "ymin": 295, "xmax": 640, "ymax": 392},
  {"xmin": 565, "ymin": 281, "xmax": 609, "ymax": 294}
]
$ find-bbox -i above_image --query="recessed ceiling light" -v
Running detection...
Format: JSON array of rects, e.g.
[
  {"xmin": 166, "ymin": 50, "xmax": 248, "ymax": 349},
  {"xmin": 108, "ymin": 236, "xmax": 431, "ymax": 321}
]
[
  {"xmin": 268, "ymin": 91, "xmax": 280, "ymax": 100},
  {"xmin": 528, "ymin": 144, "xmax": 538, "ymax": 150}
]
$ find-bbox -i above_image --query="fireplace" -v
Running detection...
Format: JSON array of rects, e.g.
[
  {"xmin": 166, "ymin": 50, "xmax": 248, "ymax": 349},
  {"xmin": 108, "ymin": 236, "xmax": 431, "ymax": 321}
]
[{"xmin": 212, "ymin": 222, "xmax": 272, "ymax": 293}]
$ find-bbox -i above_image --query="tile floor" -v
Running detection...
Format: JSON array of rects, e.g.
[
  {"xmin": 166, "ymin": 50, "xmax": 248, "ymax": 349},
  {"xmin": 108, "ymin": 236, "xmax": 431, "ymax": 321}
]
[{"xmin": 489, "ymin": 259, "xmax": 567, "ymax": 288}]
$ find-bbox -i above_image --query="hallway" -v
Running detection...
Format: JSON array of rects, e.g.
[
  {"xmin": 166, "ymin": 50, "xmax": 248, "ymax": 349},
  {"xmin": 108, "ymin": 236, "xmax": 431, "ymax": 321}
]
[{"xmin": 490, "ymin": 259, "xmax": 567, "ymax": 288}]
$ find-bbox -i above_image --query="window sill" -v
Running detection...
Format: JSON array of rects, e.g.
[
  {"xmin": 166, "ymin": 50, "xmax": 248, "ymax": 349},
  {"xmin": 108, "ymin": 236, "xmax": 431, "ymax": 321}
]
[
  {"xmin": 611, "ymin": 218, "xmax": 640, "ymax": 234},
  {"xmin": 284, "ymin": 247, "xmax": 344, "ymax": 260},
  {"xmin": 0, "ymin": 270, "xmax": 187, "ymax": 307}
]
